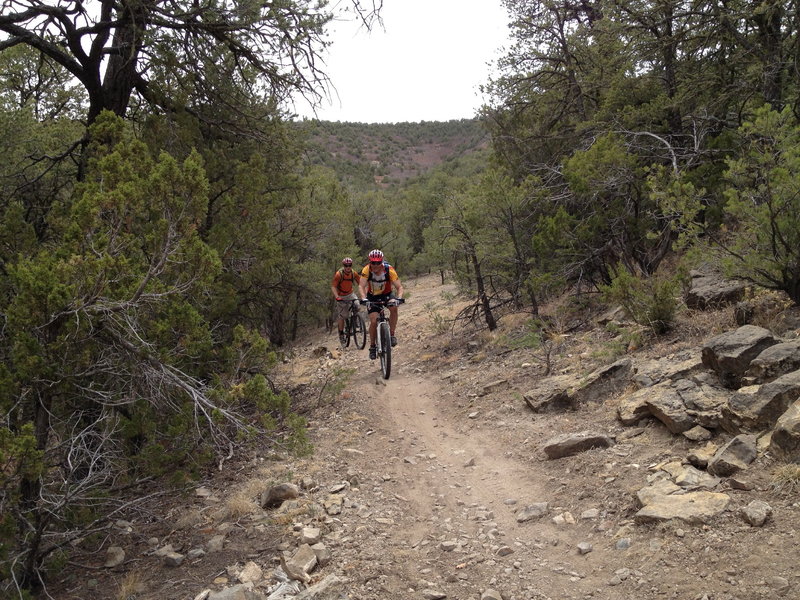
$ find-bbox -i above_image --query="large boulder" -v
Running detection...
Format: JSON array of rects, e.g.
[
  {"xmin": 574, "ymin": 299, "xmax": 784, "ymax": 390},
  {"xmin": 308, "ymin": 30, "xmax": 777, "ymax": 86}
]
[
  {"xmin": 261, "ymin": 482, "xmax": 300, "ymax": 509},
  {"xmin": 542, "ymin": 431, "xmax": 614, "ymax": 459},
  {"xmin": 685, "ymin": 274, "xmax": 746, "ymax": 310},
  {"xmin": 701, "ymin": 325, "xmax": 778, "ymax": 389},
  {"xmin": 744, "ymin": 339, "xmax": 800, "ymax": 385},
  {"xmin": 618, "ymin": 378, "xmax": 728, "ymax": 434},
  {"xmin": 645, "ymin": 384, "xmax": 697, "ymax": 434},
  {"xmin": 570, "ymin": 358, "xmax": 633, "ymax": 404},
  {"xmin": 635, "ymin": 490, "xmax": 730, "ymax": 524},
  {"xmin": 721, "ymin": 369, "xmax": 800, "ymax": 433},
  {"xmin": 522, "ymin": 375, "xmax": 575, "ymax": 413},
  {"xmin": 632, "ymin": 352, "xmax": 704, "ymax": 388},
  {"xmin": 769, "ymin": 400, "xmax": 800, "ymax": 462},
  {"xmin": 524, "ymin": 358, "xmax": 632, "ymax": 413},
  {"xmin": 707, "ymin": 434, "xmax": 758, "ymax": 476},
  {"xmin": 617, "ymin": 384, "xmax": 658, "ymax": 425}
]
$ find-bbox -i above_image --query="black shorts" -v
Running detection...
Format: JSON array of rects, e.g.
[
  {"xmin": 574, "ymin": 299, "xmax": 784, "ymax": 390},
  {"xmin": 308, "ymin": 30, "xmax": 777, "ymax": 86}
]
[{"xmin": 366, "ymin": 293, "xmax": 394, "ymax": 314}]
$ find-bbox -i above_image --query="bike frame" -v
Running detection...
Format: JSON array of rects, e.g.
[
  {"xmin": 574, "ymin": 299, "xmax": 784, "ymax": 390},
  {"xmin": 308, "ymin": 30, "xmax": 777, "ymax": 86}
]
[
  {"xmin": 342, "ymin": 299, "xmax": 366, "ymax": 349},
  {"xmin": 375, "ymin": 307, "xmax": 390, "ymax": 351},
  {"xmin": 348, "ymin": 300, "xmax": 361, "ymax": 319},
  {"xmin": 364, "ymin": 298, "xmax": 402, "ymax": 379}
]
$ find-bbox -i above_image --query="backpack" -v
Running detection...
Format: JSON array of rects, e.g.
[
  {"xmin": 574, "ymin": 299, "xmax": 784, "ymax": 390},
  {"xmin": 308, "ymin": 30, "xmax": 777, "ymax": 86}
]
[
  {"xmin": 335, "ymin": 267, "xmax": 357, "ymax": 293},
  {"xmin": 367, "ymin": 261, "xmax": 392, "ymax": 295},
  {"xmin": 337, "ymin": 267, "xmax": 355, "ymax": 281},
  {"xmin": 367, "ymin": 261, "xmax": 390, "ymax": 283}
]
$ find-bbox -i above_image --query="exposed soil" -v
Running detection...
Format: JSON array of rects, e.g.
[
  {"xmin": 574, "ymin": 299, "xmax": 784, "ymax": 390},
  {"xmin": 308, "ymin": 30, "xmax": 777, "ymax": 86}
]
[{"xmin": 50, "ymin": 274, "xmax": 800, "ymax": 600}]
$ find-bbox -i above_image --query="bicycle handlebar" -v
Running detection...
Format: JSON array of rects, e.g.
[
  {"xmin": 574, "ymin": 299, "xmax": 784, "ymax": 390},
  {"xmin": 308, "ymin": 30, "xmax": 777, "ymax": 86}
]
[{"xmin": 360, "ymin": 298, "xmax": 405, "ymax": 307}]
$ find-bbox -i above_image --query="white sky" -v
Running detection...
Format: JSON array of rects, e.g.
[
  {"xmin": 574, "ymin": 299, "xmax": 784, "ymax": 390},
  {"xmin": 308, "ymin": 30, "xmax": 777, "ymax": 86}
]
[{"xmin": 293, "ymin": 0, "xmax": 511, "ymax": 123}]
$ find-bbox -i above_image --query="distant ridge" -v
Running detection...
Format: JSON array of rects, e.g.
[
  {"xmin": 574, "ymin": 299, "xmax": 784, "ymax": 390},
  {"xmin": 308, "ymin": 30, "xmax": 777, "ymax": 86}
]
[{"xmin": 298, "ymin": 119, "xmax": 489, "ymax": 188}]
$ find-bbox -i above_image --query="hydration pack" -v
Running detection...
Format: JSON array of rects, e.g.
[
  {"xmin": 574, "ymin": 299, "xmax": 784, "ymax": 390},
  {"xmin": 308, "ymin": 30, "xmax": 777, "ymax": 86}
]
[
  {"xmin": 337, "ymin": 267, "xmax": 355, "ymax": 281},
  {"xmin": 367, "ymin": 261, "xmax": 391, "ymax": 283}
]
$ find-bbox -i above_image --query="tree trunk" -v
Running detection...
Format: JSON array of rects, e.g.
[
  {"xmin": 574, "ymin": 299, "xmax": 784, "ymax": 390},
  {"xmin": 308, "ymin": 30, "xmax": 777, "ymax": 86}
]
[
  {"xmin": 17, "ymin": 389, "xmax": 53, "ymax": 590},
  {"xmin": 526, "ymin": 280, "xmax": 540, "ymax": 317},
  {"xmin": 91, "ymin": 0, "xmax": 155, "ymax": 123},
  {"xmin": 290, "ymin": 288, "xmax": 302, "ymax": 341},
  {"xmin": 660, "ymin": 6, "xmax": 682, "ymax": 134},
  {"xmin": 469, "ymin": 245, "xmax": 496, "ymax": 331},
  {"xmin": 753, "ymin": 2, "xmax": 784, "ymax": 109}
]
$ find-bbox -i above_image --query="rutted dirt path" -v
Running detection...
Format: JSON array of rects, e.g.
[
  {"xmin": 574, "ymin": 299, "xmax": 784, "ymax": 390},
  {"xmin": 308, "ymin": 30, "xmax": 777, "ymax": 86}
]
[
  {"xmin": 296, "ymin": 276, "xmax": 630, "ymax": 600},
  {"xmin": 284, "ymin": 274, "xmax": 800, "ymax": 600}
]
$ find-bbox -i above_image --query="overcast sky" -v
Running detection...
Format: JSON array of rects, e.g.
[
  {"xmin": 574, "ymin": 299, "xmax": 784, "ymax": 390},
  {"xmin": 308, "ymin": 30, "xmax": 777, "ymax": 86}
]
[{"xmin": 293, "ymin": 1, "xmax": 511, "ymax": 123}]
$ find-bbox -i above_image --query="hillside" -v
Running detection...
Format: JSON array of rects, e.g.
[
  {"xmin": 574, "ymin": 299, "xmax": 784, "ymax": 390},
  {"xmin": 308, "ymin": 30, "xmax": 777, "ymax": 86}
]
[
  {"xmin": 50, "ymin": 274, "xmax": 800, "ymax": 600},
  {"xmin": 298, "ymin": 119, "xmax": 490, "ymax": 188}
]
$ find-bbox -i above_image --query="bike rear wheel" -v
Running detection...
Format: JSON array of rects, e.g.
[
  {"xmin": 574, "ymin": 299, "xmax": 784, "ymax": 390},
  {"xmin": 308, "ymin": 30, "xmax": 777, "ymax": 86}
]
[
  {"xmin": 350, "ymin": 312, "xmax": 366, "ymax": 350},
  {"xmin": 378, "ymin": 321, "xmax": 392, "ymax": 379}
]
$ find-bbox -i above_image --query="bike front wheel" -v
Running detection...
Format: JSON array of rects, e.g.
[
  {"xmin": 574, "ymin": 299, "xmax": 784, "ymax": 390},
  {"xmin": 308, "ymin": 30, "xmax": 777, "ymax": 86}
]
[
  {"xmin": 378, "ymin": 321, "xmax": 392, "ymax": 379},
  {"xmin": 342, "ymin": 319, "xmax": 351, "ymax": 347},
  {"xmin": 350, "ymin": 312, "xmax": 366, "ymax": 350}
]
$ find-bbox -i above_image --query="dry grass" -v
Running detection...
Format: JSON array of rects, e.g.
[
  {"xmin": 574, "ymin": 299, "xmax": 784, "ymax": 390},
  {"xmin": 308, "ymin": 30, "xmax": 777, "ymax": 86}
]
[
  {"xmin": 224, "ymin": 479, "xmax": 263, "ymax": 519},
  {"xmin": 173, "ymin": 509, "xmax": 205, "ymax": 530},
  {"xmin": 115, "ymin": 570, "xmax": 144, "ymax": 600},
  {"xmin": 496, "ymin": 311, "xmax": 532, "ymax": 332},
  {"xmin": 769, "ymin": 463, "xmax": 800, "ymax": 495},
  {"xmin": 270, "ymin": 504, "xmax": 315, "ymax": 525},
  {"xmin": 748, "ymin": 290, "xmax": 798, "ymax": 335},
  {"xmin": 674, "ymin": 303, "xmax": 736, "ymax": 340}
]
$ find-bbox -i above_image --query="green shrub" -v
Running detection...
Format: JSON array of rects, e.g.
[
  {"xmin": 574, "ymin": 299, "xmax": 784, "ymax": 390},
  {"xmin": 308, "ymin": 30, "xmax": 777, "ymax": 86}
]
[
  {"xmin": 505, "ymin": 325, "xmax": 544, "ymax": 350},
  {"xmin": 601, "ymin": 267, "xmax": 679, "ymax": 335}
]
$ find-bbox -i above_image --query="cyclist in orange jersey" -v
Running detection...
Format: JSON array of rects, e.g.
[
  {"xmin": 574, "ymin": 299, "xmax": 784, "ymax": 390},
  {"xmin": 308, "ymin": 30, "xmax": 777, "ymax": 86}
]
[{"xmin": 331, "ymin": 257, "xmax": 361, "ymax": 345}]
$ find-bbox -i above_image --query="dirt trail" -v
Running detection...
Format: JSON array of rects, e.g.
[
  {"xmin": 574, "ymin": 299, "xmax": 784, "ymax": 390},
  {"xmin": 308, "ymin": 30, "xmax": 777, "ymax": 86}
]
[
  {"xmin": 303, "ymin": 276, "xmax": 622, "ymax": 600},
  {"xmin": 292, "ymin": 274, "xmax": 799, "ymax": 600}
]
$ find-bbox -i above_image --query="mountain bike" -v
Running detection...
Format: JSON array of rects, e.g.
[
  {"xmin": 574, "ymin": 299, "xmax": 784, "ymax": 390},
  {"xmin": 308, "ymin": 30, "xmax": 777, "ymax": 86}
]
[
  {"xmin": 341, "ymin": 299, "xmax": 366, "ymax": 349},
  {"xmin": 362, "ymin": 298, "xmax": 405, "ymax": 379}
]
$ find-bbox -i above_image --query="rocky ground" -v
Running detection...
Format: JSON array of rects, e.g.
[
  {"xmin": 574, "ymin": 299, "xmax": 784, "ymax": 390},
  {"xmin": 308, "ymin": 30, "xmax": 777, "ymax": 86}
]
[{"xmin": 50, "ymin": 274, "xmax": 800, "ymax": 600}]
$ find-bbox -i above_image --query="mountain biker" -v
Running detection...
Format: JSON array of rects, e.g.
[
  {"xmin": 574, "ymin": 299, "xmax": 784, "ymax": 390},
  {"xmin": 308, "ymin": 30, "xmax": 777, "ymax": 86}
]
[
  {"xmin": 331, "ymin": 257, "xmax": 361, "ymax": 345},
  {"xmin": 358, "ymin": 249, "xmax": 404, "ymax": 360}
]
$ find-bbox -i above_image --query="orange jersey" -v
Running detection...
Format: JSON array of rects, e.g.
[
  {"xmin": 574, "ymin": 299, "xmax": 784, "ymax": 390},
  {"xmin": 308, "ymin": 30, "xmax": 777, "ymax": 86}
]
[
  {"xmin": 361, "ymin": 263, "xmax": 398, "ymax": 295},
  {"xmin": 332, "ymin": 268, "xmax": 360, "ymax": 295}
]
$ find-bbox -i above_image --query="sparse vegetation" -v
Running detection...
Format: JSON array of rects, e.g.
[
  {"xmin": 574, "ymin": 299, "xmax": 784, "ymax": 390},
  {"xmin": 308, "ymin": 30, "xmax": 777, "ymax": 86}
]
[
  {"xmin": 317, "ymin": 366, "xmax": 356, "ymax": 406},
  {"xmin": 425, "ymin": 303, "xmax": 451, "ymax": 335},
  {"xmin": 591, "ymin": 337, "xmax": 629, "ymax": 362},
  {"xmin": 300, "ymin": 119, "xmax": 489, "ymax": 188},
  {"xmin": 770, "ymin": 463, "xmax": 800, "ymax": 495},
  {"xmin": 115, "ymin": 571, "xmax": 144, "ymax": 600},
  {"xmin": 223, "ymin": 479, "xmax": 266, "ymax": 520}
]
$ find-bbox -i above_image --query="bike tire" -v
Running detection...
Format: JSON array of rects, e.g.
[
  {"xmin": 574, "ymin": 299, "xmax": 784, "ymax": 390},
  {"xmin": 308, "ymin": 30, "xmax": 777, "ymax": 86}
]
[
  {"xmin": 379, "ymin": 321, "xmax": 392, "ymax": 379},
  {"xmin": 352, "ymin": 312, "xmax": 367, "ymax": 350},
  {"xmin": 343, "ymin": 318, "xmax": 351, "ymax": 348}
]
